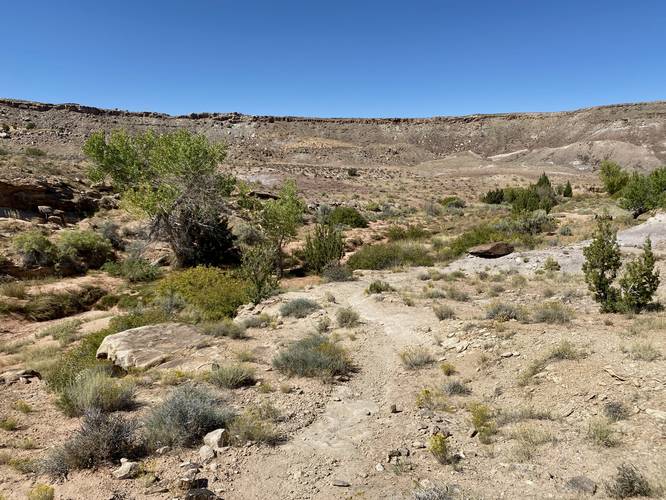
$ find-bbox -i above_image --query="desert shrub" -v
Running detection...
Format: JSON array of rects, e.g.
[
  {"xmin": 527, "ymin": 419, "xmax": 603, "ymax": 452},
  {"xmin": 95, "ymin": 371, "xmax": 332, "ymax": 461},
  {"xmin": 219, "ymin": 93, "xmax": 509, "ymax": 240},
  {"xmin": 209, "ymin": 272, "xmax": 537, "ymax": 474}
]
[
  {"xmin": 0, "ymin": 281, "xmax": 27, "ymax": 299},
  {"xmin": 347, "ymin": 242, "xmax": 433, "ymax": 270},
  {"xmin": 366, "ymin": 280, "xmax": 394, "ymax": 294},
  {"xmin": 322, "ymin": 262, "xmax": 354, "ymax": 282},
  {"xmin": 23, "ymin": 286, "xmax": 105, "ymax": 321},
  {"xmin": 347, "ymin": 167, "xmax": 359, "ymax": 177},
  {"xmin": 583, "ymin": 216, "xmax": 622, "ymax": 311},
  {"xmin": 469, "ymin": 403, "xmax": 497, "ymax": 443},
  {"xmin": 326, "ymin": 206, "xmax": 368, "ymax": 228},
  {"xmin": 559, "ymin": 225, "xmax": 573, "ymax": 236},
  {"xmin": 605, "ymin": 463, "xmax": 653, "ymax": 498},
  {"xmin": 399, "ymin": 346, "xmax": 434, "ymax": 369},
  {"xmin": 336, "ymin": 307, "xmax": 359, "ymax": 327},
  {"xmin": 228, "ymin": 409, "xmax": 281, "ymax": 445},
  {"xmin": 102, "ymin": 256, "xmax": 160, "ymax": 282},
  {"xmin": 444, "ymin": 380, "xmax": 471, "ymax": 396},
  {"xmin": 143, "ymin": 385, "xmax": 234, "ymax": 450},
  {"xmin": 423, "ymin": 200, "xmax": 442, "ymax": 217},
  {"xmin": 386, "ymin": 225, "xmax": 429, "ymax": 241},
  {"xmin": 604, "ymin": 401, "xmax": 630, "ymax": 422},
  {"xmin": 25, "ymin": 147, "xmax": 46, "ymax": 157},
  {"xmin": 240, "ymin": 242, "xmax": 278, "ymax": 304},
  {"xmin": 0, "ymin": 417, "xmax": 18, "ymax": 431},
  {"xmin": 12, "ymin": 230, "xmax": 58, "ymax": 267},
  {"xmin": 600, "ymin": 161, "xmax": 629, "ymax": 195},
  {"xmin": 27, "ymin": 484, "xmax": 54, "ymax": 500},
  {"xmin": 532, "ymin": 301, "xmax": 573, "ymax": 323},
  {"xmin": 201, "ymin": 319, "xmax": 246, "ymax": 339},
  {"xmin": 156, "ymin": 266, "xmax": 249, "ymax": 320},
  {"xmin": 412, "ymin": 483, "xmax": 456, "ymax": 500},
  {"xmin": 280, "ymin": 298, "xmax": 320, "ymax": 318},
  {"xmin": 242, "ymin": 313, "xmax": 271, "ymax": 329},
  {"xmin": 108, "ymin": 308, "xmax": 170, "ymax": 332},
  {"xmin": 481, "ymin": 188, "xmax": 505, "ymax": 204},
  {"xmin": 57, "ymin": 230, "xmax": 114, "ymax": 270},
  {"xmin": 428, "ymin": 433, "xmax": 450, "ymax": 464},
  {"xmin": 14, "ymin": 400, "xmax": 33, "ymax": 414},
  {"xmin": 85, "ymin": 129, "xmax": 238, "ymax": 268},
  {"xmin": 415, "ymin": 388, "xmax": 449, "ymax": 411},
  {"xmin": 433, "ymin": 304, "xmax": 455, "ymax": 320},
  {"xmin": 41, "ymin": 409, "xmax": 139, "ymax": 478},
  {"xmin": 548, "ymin": 340, "xmax": 584, "ymax": 360},
  {"xmin": 56, "ymin": 366, "xmax": 136, "ymax": 417},
  {"xmin": 38, "ymin": 319, "xmax": 82, "ymax": 346},
  {"xmin": 627, "ymin": 341, "xmax": 661, "ymax": 361},
  {"xmin": 440, "ymin": 362, "xmax": 456, "ymax": 376},
  {"xmin": 562, "ymin": 180, "xmax": 573, "ymax": 197},
  {"xmin": 485, "ymin": 301, "xmax": 527, "ymax": 322},
  {"xmin": 272, "ymin": 334, "xmax": 353, "ymax": 378},
  {"xmin": 588, "ymin": 418, "xmax": 619, "ymax": 447},
  {"xmin": 303, "ymin": 224, "xmax": 344, "ymax": 273},
  {"xmin": 446, "ymin": 286, "xmax": 469, "ymax": 302},
  {"xmin": 542, "ymin": 256, "xmax": 560, "ymax": 271},
  {"xmin": 439, "ymin": 196, "xmax": 466, "ymax": 209},
  {"xmin": 209, "ymin": 363, "xmax": 256, "ymax": 389},
  {"xmin": 618, "ymin": 237, "xmax": 660, "ymax": 313}
]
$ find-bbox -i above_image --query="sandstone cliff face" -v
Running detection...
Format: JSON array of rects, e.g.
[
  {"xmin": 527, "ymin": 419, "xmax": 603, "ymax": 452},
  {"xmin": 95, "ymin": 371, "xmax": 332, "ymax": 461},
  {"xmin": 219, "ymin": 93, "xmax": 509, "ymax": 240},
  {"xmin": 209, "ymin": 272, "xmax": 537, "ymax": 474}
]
[{"xmin": 1, "ymin": 98, "xmax": 665, "ymax": 172}]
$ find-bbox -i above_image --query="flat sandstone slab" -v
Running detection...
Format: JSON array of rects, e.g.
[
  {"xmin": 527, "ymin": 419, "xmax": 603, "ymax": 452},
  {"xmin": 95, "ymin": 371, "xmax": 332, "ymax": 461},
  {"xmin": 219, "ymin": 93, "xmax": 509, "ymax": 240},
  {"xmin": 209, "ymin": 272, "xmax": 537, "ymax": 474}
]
[{"xmin": 96, "ymin": 322, "xmax": 213, "ymax": 371}]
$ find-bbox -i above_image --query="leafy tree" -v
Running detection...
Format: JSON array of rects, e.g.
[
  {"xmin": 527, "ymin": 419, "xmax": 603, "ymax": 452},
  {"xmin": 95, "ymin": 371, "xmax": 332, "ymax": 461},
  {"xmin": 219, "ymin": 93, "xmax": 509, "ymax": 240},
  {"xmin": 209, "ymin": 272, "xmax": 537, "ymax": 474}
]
[
  {"xmin": 599, "ymin": 160, "xmax": 629, "ymax": 195},
  {"xmin": 259, "ymin": 180, "xmax": 305, "ymax": 275},
  {"xmin": 536, "ymin": 172, "xmax": 552, "ymax": 189},
  {"xmin": 620, "ymin": 172, "xmax": 654, "ymax": 218},
  {"xmin": 303, "ymin": 224, "xmax": 344, "ymax": 273},
  {"xmin": 240, "ymin": 242, "xmax": 278, "ymax": 304},
  {"xmin": 84, "ymin": 129, "xmax": 237, "ymax": 267},
  {"xmin": 619, "ymin": 237, "xmax": 660, "ymax": 313},
  {"xmin": 563, "ymin": 180, "xmax": 573, "ymax": 197},
  {"xmin": 583, "ymin": 216, "xmax": 622, "ymax": 312}
]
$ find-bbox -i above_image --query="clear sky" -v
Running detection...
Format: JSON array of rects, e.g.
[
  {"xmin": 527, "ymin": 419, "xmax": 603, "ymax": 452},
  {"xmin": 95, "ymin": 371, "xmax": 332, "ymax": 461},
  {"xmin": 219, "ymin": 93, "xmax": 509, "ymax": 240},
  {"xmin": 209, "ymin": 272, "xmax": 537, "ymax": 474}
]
[{"xmin": 2, "ymin": 1, "xmax": 665, "ymax": 117}]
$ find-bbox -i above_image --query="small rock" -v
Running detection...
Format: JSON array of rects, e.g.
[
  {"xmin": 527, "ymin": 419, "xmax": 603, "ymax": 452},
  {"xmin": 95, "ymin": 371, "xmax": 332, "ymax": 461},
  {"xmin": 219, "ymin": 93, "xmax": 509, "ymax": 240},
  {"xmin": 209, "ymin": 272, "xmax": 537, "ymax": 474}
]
[
  {"xmin": 565, "ymin": 476, "xmax": 597, "ymax": 495},
  {"xmin": 184, "ymin": 488, "xmax": 219, "ymax": 500},
  {"xmin": 155, "ymin": 446, "xmax": 170, "ymax": 455},
  {"xmin": 199, "ymin": 445, "xmax": 216, "ymax": 462},
  {"xmin": 646, "ymin": 408, "xmax": 666, "ymax": 421},
  {"xmin": 203, "ymin": 429, "xmax": 228, "ymax": 451},
  {"xmin": 112, "ymin": 460, "xmax": 139, "ymax": 479},
  {"xmin": 375, "ymin": 463, "xmax": 385, "ymax": 472},
  {"xmin": 332, "ymin": 480, "xmax": 350, "ymax": 487},
  {"xmin": 412, "ymin": 441, "xmax": 426, "ymax": 449},
  {"xmin": 389, "ymin": 404, "xmax": 400, "ymax": 414},
  {"xmin": 500, "ymin": 352, "xmax": 513, "ymax": 358}
]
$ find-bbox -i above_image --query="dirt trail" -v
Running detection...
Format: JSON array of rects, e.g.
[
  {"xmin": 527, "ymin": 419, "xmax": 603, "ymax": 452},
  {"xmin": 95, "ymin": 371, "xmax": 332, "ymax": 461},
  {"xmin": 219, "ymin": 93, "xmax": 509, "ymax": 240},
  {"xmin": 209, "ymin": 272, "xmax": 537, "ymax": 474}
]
[{"xmin": 233, "ymin": 276, "xmax": 442, "ymax": 499}]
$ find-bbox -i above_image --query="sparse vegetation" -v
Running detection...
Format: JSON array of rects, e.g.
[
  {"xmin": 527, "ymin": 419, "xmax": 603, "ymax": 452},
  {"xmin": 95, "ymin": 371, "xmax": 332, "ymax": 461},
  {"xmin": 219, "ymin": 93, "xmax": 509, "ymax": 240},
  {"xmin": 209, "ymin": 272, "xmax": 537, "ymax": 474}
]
[
  {"xmin": 201, "ymin": 319, "xmax": 247, "ymax": 339},
  {"xmin": 605, "ymin": 463, "xmax": 654, "ymax": 498},
  {"xmin": 428, "ymin": 433, "xmax": 450, "ymax": 464},
  {"xmin": 336, "ymin": 307, "xmax": 359, "ymax": 327},
  {"xmin": 399, "ymin": 346, "xmax": 434, "ymax": 369},
  {"xmin": 102, "ymin": 256, "xmax": 160, "ymax": 282},
  {"xmin": 321, "ymin": 262, "xmax": 354, "ymax": 282},
  {"xmin": 469, "ymin": 403, "xmax": 497, "ymax": 444},
  {"xmin": 272, "ymin": 334, "xmax": 354, "ymax": 378},
  {"xmin": 303, "ymin": 223, "xmax": 344, "ymax": 273},
  {"xmin": 367, "ymin": 280, "xmax": 394, "ymax": 294},
  {"xmin": 444, "ymin": 380, "xmax": 471, "ymax": 396},
  {"xmin": 280, "ymin": 298, "xmax": 320, "ymax": 318},
  {"xmin": 56, "ymin": 366, "xmax": 136, "ymax": 416},
  {"xmin": 347, "ymin": 242, "xmax": 433, "ymax": 270},
  {"xmin": 27, "ymin": 484, "xmax": 54, "ymax": 500},
  {"xmin": 532, "ymin": 301, "xmax": 573, "ymax": 323},
  {"xmin": 209, "ymin": 363, "xmax": 256, "ymax": 389},
  {"xmin": 587, "ymin": 417, "xmax": 619, "ymax": 447},
  {"xmin": 433, "ymin": 304, "xmax": 455, "ymax": 320},
  {"xmin": 485, "ymin": 301, "xmax": 527, "ymax": 322},
  {"xmin": 326, "ymin": 206, "xmax": 368, "ymax": 228}
]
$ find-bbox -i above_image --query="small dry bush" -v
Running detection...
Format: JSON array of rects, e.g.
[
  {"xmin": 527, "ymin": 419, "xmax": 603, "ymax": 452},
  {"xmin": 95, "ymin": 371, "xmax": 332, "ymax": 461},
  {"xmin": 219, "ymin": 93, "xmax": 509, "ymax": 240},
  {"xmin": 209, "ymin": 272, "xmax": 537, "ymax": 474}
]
[
  {"xmin": 280, "ymin": 298, "xmax": 320, "ymax": 318},
  {"xmin": 27, "ymin": 484, "xmax": 54, "ymax": 500},
  {"xmin": 57, "ymin": 366, "xmax": 136, "ymax": 417},
  {"xmin": 143, "ymin": 385, "xmax": 234, "ymax": 450},
  {"xmin": 440, "ymin": 362, "xmax": 456, "ymax": 376},
  {"xmin": 485, "ymin": 301, "xmax": 527, "ymax": 322},
  {"xmin": 201, "ymin": 319, "xmax": 247, "ymax": 339},
  {"xmin": 533, "ymin": 301, "xmax": 573, "ymax": 324},
  {"xmin": 336, "ymin": 307, "xmax": 359, "ymax": 327},
  {"xmin": 433, "ymin": 304, "xmax": 455, "ymax": 320},
  {"xmin": 0, "ymin": 281, "xmax": 27, "ymax": 299},
  {"xmin": 444, "ymin": 380, "xmax": 471, "ymax": 396},
  {"xmin": 469, "ymin": 403, "xmax": 497, "ymax": 443},
  {"xmin": 428, "ymin": 433, "xmax": 450, "ymax": 464},
  {"xmin": 400, "ymin": 346, "xmax": 434, "ymax": 369},
  {"xmin": 415, "ymin": 388, "xmax": 450, "ymax": 411},
  {"xmin": 272, "ymin": 334, "xmax": 354, "ymax": 378},
  {"xmin": 604, "ymin": 401, "xmax": 630, "ymax": 422},
  {"xmin": 209, "ymin": 363, "xmax": 256, "ymax": 389},
  {"xmin": 446, "ymin": 287, "xmax": 469, "ymax": 302},
  {"xmin": 605, "ymin": 463, "xmax": 654, "ymax": 498},
  {"xmin": 627, "ymin": 342, "xmax": 661, "ymax": 361},
  {"xmin": 588, "ymin": 418, "xmax": 619, "ymax": 447},
  {"xmin": 367, "ymin": 280, "xmax": 394, "ymax": 294}
]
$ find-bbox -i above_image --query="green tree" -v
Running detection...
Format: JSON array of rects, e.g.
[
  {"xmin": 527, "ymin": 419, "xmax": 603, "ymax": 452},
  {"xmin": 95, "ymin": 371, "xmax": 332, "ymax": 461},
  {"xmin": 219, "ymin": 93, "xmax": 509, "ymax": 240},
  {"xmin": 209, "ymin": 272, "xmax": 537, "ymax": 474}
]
[
  {"xmin": 619, "ymin": 237, "xmax": 660, "ymax": 313},
  {"xmin": 84, "ymin": 129, "xmax": 237, "ymax": 267},
  {"xmin": 563, "ymin": 180, "xmax": 573, "ymax": 197},
  {"xmin": 303, "ymin": 224, "xmax": 344, "ymax": 273},
  {"xmin": 259, "ymin": 180, "xmax": 305, "ymax": 275},
  {"xmin": 599, "ymin": 160, "xmax": 629, "ymax": 195},
  {"xmin": 583, "ymin": 216, "xmax": 622, "ymax": 312},
  {"xmin": 620, "ymin": 172, "xmax": 654, "ymax": 217},
  {"xmin": 240, "ymin": 242, "xmax": 279, "ymax": 304}
]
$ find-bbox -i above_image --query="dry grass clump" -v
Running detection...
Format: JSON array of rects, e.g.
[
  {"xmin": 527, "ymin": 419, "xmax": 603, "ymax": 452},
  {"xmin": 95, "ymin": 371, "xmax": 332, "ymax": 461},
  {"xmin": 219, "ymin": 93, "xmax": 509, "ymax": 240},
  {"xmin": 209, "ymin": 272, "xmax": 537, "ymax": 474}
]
[
  {"xmin": 485, "ymin": 301, "xmax": 527, "ymax": 322},
  {"xmin": 532, "ymin": 301, "xmax": 573, "ymax": 324},
  {"xmin": 443, "ymin": 380, "xmax": 471, "ymax": 396},
  {"xmin": 41, "ymin": 409, "xmax": 140, "ymax": 478},
  {"xmin": 201, "ymin": 319, "xmax": 247, "ymax": 339},
  {"xmin": 14, "ymin": 400, "xmax": 33, "ymax": 414},
  {"xmin": 517, "ymin": 340, "xmax": 585, "ymax": 386},
  {"xmin": 626, "ymin": 341, "xmax": 661, "ymax": 361},
  {"xmin": 399, "ymin": 346, "xmax": 434, "ymax": 369},
  {"xmin": 336, "ymin": 307, "xmax": 360, "ymax": 327},
  {"xmin": 446, "ymin": 286, "xmax": 469, "ymax": 302},
  {"xmin": 433, "ymin": 304, "xmax": 455, "ymax": 320},
  {"xmin": 279, "ymin": 298, "xmax": 320, "ymax": 318},
  {"xmin": 366, "ymin": 280, "xmax": 394, "ymax": 294},
  {"xmin": 272, "ymin": 334, "xmax": 354, "ymax": 378},
  {"xmin": 143, "ymin": 385, "xmax": 233, "ymax": 450},
  {"xmin": 587, "ymin": 418, "xmax": 620, "ymax": 447},
  {"xmin": 439, "ymin": 362, "xmax": 456, "ymax": 376},
  {"xmin": 0, "ymin": 416, "xmax": 19, "ymax": 431},
  {"xmin": 469, "ymin": 403, "xmax": 497, "ymax": 444},
  {"xmin": 412, "ymin": 483, "xmax": 457, "ymax": 500},
  {"xmin": 605, "ymin": 463, "xmax": 655, "ymax": 498},
  {"xmin": 496, "ymin": 406, "xmax": 554, "ymax": 425},
  {"xmin": 510, "ymin": 424, "xmax": 556, "ymax": 461},
  {"xmin": 0, "ymin": 281, "xmax": 27, "ymax": 299},
  {"xmin": 415, "ymin": 388, "xmax": 450, "ymax": 411},
  {"xmin": 37, "ymin": 319, "xmax": 83, "ymax": 346},
  {"xmin": 27, "ymin": 484, "xmax": 55, "ymax": 500},
  {"xmin": 57, "ymin": 367, "xmax": 136, "ymax": 417},
  {"xmin": 428, "ymin": 433, "xmax": 450, "ymax": 464},
  {"xmin": 228, "ymin": 405, "xmax": 281, "ymax": 446},
  {"xmin": 209, "ymin": 363, "xmax": 257, "ymax": 389}
]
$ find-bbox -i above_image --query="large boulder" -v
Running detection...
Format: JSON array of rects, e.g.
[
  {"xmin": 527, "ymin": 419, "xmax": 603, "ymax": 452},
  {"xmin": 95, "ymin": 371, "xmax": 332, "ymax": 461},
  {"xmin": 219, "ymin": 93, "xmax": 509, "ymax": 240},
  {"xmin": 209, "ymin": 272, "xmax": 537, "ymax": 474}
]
[
  {"xmin": 468, "ymin": 242, "xmax": 514, "ymax": 258},
  {"xmin": 96, "ymin": 323, "xmax": 212, "ymax": 370}
]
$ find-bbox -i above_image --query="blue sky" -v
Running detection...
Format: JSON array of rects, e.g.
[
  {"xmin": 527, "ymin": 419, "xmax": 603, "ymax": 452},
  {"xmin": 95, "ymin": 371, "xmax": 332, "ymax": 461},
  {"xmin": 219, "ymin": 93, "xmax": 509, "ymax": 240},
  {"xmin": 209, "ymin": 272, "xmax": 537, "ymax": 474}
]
[{"xmin": 2, "ymin": 1, "xmax": 665, "ymax": 117}]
